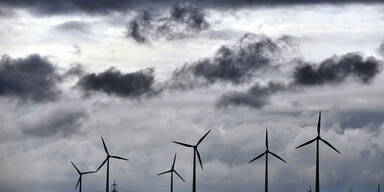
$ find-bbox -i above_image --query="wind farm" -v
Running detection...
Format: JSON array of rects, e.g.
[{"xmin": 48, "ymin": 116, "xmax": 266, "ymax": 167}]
[{"xmin": 66, "ymin": 113, "xmax": 382, "ymax": 192}]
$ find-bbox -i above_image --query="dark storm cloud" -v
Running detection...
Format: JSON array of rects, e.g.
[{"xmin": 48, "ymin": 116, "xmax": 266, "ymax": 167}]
[
  {"xmin": 53, "ymin": 21, "xmax": 92, "ymax": 33},
  {"xmin": 216, "ymin": 52, "xmax": 383, "ymax": 109},
  {"xmin": 76, "ymin": 67, "xmax": 157, "ymax": 98},
  {"xmin": 1, "ymin": 0, "xmax": 383, "ymax": 15},
  {"xmin": 126, "ymin": 3, "xmax": 210, "ymax": 44},
  {"xmin": 293, "ymin": 53, "xmax": 382, "ymax": 85},
  {"xmin": 0, "ymin": 54, "xmax": 61, "ymax": 102},
  {"xmin": 167, "ymin": 34, "xmax": 295, "ymax": 89},
  {"xmin": 216, "ymin": 82, "xmax": 289, "ymax": 108},
  {"xmin": 22, "ymin": 107, "xmax": 88, "ymax": 137}
]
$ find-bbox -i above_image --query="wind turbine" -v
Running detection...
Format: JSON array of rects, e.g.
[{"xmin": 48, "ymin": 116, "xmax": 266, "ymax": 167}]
[
  {"xmin": 173, "ymin": 129, "xmax": 211, "ymax": 192},
  {"xmin": 71, "ymin": 161, "xmax": 97, "ymax": 192},
  {"xmin": 249, "ymin": 129, "xmax": 286, "ymax": 192},
  {"xmin": 296, "ymin": 111, "xmax": 340, "ymax": 192},
  {"xmin": 157, "ymin": 153, "xmax": 186, "ymax": 192},
  {"xmin": 97, "ymin": 137, "xmax": 129, "ymax": 192}
]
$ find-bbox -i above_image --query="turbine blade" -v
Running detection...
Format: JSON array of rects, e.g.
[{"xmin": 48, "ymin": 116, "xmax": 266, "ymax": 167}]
[
  {"xmin": 269, "ymin": 151, "xmax": 287, "ymax": 163},
  {"xmin": 197, "ymin": 129, "xmax": 211, "ymax": 145},
  {"xmin": 110, "ymin": 155, "xmax": 129, "ymax": 161},
  {"xmin": 83, "ymin": 170, "xmax": 97, "ymax": 174},
  {"xmin": 249, "ymin": 151, "xmax": 266, "ymax": 163},
  {"xmin": 266, "ymin": 129, "xmax": 269, "ymax": 150},
  {"xmin": 172, "ymin": 153, "xmax": 177, "ymax": 169},
  {"xmin": 157, "ymin": 170, "xmax": 171, "ymax": 176},
  {"xmin": 174, "ymin": 170, "xmax": 185, "ymax": 182},
  {"xmin": 296, "ymin": 138, "xmax": 317, "ymax": 149},
  {"xmin": 196, "ymin": 149, "xmax": 204, "ymax": 170},
  {"xmin": 75, "ymin": 176, "xmax": 80, "ymax": 189},
  {"xmin": 317, "ymin": 111, "xmax": 321, "ymax": 136},
  {"xmin": 71, "ymin": 161, "xmax": 80, "ymax": 174},
  {"xmin": 97, "ymin": 158, "xmax": 108, "ymax": 171},
  {"xmin": 101, "ymin": 137, "xmax": 109, "ymax": 155},
  {"xmin": 320, "ymin": 138, "xmax": 340, "ymax": 154},
  {"xmin": 172, "ymin": 141, "xmax": 194, "ymax": 147}
]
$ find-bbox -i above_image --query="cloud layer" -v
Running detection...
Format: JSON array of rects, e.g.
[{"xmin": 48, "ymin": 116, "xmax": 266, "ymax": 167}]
[
  {"xmin": 216, "ymin": 82, "xmax": 290, "ymax": 108},
  {"xmin": 1, "ymin": 0, "xmax": 383, "ymax": 15},
  {"xmin": 167, "ymin": 34, "xmax": 296, "ymax": 89},
  {"xmin": 126, "ymin": 3, "xmax": 210, "ymax": 44}
]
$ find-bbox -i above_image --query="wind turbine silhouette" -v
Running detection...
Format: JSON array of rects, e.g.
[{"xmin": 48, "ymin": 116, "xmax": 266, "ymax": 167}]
[
  {"xmin": 249, "ymin": 129, "xmax": 286, "ymax": 192},
  {"xmin": 157, "ymin": 153, "xmax": 186, "ymax": 192},
  {"xmin": 97, "ymin": 137, "xmax": 129, "ymax": 192},
  {"xmin": 296, "ymin": 111, "xmax": 340, "ymax": 192},
  {"xmin": 173, "ymin": 129, "xmax": 211, "ymax": 192},
  {"xmin": 71, "ymin": 161, "xmax": 97, "ymax": 192}
]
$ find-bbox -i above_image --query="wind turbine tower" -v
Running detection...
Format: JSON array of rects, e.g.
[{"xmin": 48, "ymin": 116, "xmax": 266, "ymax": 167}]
[
  {"xmin": 157, "ymin": 153, "xmax": 185, "ymax": 192},
  {"xmin": 249, "ymin": 129, "xmax": 286, "ymax": 192},
  {"xmin": 97, "ymin": 137, "xmax": 129, "ymax": 192},
  {"xmin": 173, "ymin": 129, "xmax": 211, "ymax": 192},
  {"xmin": 296, "ymin": 112, "xmax": 340, "ymax": 192}
]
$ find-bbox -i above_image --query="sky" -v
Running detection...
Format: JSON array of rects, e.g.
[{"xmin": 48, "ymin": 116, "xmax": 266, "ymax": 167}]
[{"xmin": 0, "ymin": 1, "xmax": 384, "ymax": 192}]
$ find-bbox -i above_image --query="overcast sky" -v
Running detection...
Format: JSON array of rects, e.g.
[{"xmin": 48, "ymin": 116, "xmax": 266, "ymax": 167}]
[{"xmin": 0, "ymin": 1, "xmax": 383, "ymax": 192}]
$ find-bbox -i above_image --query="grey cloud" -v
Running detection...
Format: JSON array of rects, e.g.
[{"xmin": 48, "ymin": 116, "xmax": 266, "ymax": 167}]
[
  {"xmin": 0, "ymin": 6, "xmax": 16, "ymax": 18},
  {"xmin": 53, "ymin": 21, "xmax": 92, "ymax": 33},
  {"xmin": 165, "ymin": 35, "xmax": 384, "ymax": 109},
  {"xmin": 22, "ymin": 107, "xmax": 88, "ymax": 137},
  {"xmin": 167, "ymin": 34, "xmax": 295, "ymax": 89},
  {"xmin": 72, "ymin": 44, "xmax": 82, "ymax": 56},
  {"xmin": 379, "ymin": 42, "xmax": 384, "ymax": 57},
  {"xmin": 216, "ymin": 82, "xmax": 289, "ymax": 108},
  {"xmin": 62, "ymin": 63, "xmax": 85, "ymax": 79},
  {"xmin": 76, "ymin": 67, "xmax": 157, "ymax": 98},
  {"xmin": 126, "ymin": 11, "xmax": 151, "ymax": 44},
  {"xmin": 337, "ymin": 110, "xmax": 384, "ymax": 130},
  {"xmin": 216, "ymin": 52, "xmax": 383, "ymax": 109},
  {"xmin": 293, "ymin": 53, "xmax": 382, "ymax": 86},
  {"xmin": 1, "ymin": 0, "xmax": 383, "ymax": 15},
  {"xmin": 0, "ymin": 54, "xmax": 61, "ymax": 102},
  {"xmin": 126, "ymin": 3, "xmax": 210, "ymax": 44}
]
